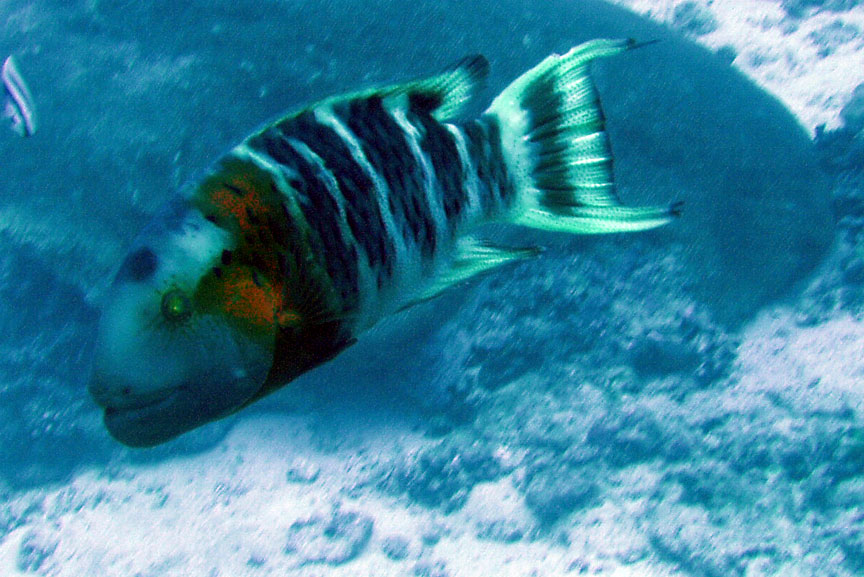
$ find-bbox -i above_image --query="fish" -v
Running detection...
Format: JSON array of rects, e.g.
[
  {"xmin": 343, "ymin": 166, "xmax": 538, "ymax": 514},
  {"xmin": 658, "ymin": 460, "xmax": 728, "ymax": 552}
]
[
  {"xmin": 88, "ymin": 38, "xmax": 681, "ymax": 447},
  {"xmin": 2, "ymin": 56, "xmax": 37, "ymax": 137}
]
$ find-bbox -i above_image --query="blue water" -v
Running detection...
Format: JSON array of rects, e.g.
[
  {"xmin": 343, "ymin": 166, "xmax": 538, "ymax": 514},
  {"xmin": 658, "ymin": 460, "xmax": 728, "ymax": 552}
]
[{"xmin": 1, "ymin": 0, "xmax": 862, "ymax": 575}]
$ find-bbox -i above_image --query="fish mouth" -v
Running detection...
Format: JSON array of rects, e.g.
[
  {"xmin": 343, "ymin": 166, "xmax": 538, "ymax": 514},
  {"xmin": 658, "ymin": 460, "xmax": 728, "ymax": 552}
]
[
  {"xmin": 102, "ymin": 387, "xmax": 186, "ymax": 448},
  {"xmin": 102, "ymin": 387, "xmax": 178, "ymax": 417},
  {"xmin": 100, "ymin": 387, "xmax": 178, "ymax": 412},
  {"xmin": 89, "ymin": 360, "xmax": 268, "ymax": 448},
  {"xmin": 97, "ymin": 379, "xmax": 255, "ymax": 448}
]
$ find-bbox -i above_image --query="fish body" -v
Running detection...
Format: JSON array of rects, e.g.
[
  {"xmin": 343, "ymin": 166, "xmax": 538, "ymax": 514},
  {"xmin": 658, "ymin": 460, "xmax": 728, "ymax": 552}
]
[
  {"xmin": 2, "ymin": 56, "xmax": 37, "ymax": 137},
  {"xmin": 89, "ymin": 39, "xmax": 679, "ymax": 447}
]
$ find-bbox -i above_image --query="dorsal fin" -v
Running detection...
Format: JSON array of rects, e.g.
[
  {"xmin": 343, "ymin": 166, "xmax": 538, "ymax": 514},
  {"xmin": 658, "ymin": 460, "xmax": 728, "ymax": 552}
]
[
  {"xmin": 395, "ymin": 55, "xmax": 490, "ymax": 120},
  {"xmin": 271, "ymin": 55, "xmax": 490, "ymax": 127}
]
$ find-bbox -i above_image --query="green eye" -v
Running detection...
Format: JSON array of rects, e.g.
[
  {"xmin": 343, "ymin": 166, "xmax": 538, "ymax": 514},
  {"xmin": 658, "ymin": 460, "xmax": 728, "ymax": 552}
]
[{"xmin": 161, "ymin": 289, "xmax": 192, "ymax": 323}]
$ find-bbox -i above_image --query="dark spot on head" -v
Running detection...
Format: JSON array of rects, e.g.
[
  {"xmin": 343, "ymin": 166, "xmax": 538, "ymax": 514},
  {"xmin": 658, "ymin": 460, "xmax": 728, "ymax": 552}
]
[
  {"xmin": 221, "ymin": 249, "xmax": 233, "ymax": 265},
  {"xmin": 213, "ymin": 267, "xmax": 223, "ymax": 279},
  {"xmin": 117, "ymin": 247, "xmax": 158, "ymax": 283},
  {"xmin": 205, "ymin": 214, "xmax": 217, "ymax": 223}
]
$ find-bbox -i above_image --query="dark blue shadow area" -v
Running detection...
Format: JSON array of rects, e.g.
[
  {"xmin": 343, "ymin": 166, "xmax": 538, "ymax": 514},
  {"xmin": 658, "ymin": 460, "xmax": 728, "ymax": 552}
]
[{"xmin": 0, "ymin": 237, "xmax": 109, "ymax": 488}]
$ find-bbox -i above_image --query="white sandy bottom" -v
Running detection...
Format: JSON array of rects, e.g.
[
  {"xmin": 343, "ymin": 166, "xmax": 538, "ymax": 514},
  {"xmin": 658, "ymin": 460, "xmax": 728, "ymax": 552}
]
[{"xmin": 0, "ymin": 414, "xmax": 669, "ymax": 576}]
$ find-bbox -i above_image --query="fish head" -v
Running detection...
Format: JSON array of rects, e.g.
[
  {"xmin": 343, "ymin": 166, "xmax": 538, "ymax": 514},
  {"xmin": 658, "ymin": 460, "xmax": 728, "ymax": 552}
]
[{"xmin": 88, "ymin": 196, "xmax": 275, "ymax": 447}]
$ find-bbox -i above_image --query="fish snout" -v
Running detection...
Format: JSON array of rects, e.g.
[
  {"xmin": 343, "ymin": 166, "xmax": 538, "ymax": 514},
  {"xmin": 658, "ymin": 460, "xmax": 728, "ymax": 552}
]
[
  {"xmin": 87, "ymin": 372, "xmax": 115, "ymax": 409},
  {"xmin": 88, "ymin": 370, "xmax": 176, "ymax": 411}
]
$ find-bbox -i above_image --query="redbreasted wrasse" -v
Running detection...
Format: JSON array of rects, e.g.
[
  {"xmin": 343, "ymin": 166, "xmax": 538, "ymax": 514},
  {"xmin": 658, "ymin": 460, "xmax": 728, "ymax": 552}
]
[{"xmin": 89, "ymin": 39, "xmax": 680, "ymax": 447}]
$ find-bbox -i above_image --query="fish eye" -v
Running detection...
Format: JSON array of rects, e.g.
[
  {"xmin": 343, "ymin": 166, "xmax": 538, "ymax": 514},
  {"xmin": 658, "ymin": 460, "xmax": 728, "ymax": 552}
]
[{"xmin": 161, "ymin": 289, "xmax": 192, "ymax": 323}]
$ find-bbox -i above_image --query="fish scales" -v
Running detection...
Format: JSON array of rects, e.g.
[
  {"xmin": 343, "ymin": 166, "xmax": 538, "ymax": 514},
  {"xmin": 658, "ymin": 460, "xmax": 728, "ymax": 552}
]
[
  {"xmin": 461, "ymin": 118, "xmax": 514, "ymax": 214},
  {"xmin": 335, "ymin": 96, "xmax": 438, "ymax": 259},
  {"xmin": 251, "ymin": 129, "xmax": 362, "ymax": 309},
  {"xmin": 415, "ymin": 113, "xmax": 470, "ymax": 221},
  {"xmin": 247, "ymin": 100, "xmax": 514, "ymax": 329},
  {"xmin": 277, "ymin": 110, "xmax": 396, "ymax": 286},
  {"xmin": 89, "ymin": 39, "xmax": 680, "ymax": 447}
]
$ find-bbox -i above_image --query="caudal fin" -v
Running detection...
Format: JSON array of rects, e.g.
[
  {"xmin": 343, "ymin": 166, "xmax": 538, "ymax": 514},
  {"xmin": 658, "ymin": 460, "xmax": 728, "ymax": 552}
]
[{"xmin": 486, "ymin": 38, "xmax": 680, "ymax": 234}]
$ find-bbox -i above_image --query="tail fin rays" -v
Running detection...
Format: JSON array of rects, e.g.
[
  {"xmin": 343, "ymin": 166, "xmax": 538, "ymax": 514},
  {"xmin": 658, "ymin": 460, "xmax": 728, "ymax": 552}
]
[{"xmin": 486, "ymin": 38, "xmax": 680, "ymax": 235}]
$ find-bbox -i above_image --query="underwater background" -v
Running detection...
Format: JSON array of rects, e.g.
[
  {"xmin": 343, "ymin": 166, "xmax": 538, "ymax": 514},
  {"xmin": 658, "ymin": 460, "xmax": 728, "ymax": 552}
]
[{"xmin": 2, "ymin": 0, "xmax": 864, "ymax": 574}]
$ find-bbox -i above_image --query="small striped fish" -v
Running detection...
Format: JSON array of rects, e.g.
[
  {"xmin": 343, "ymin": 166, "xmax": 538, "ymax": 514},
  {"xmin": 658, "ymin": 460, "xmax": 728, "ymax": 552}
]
[
  {"xmin": 89, "ymin": 39, "xmax": 680, "ymax": 447},
  {"xmin": 2, "ymin": 56, "xmax": 37, "ymax": 137}
]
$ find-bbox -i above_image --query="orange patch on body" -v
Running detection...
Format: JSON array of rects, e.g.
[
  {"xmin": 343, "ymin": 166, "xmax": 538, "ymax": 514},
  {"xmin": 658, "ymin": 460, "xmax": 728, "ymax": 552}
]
[
  {"xmin": 215, "ymin": 267, "xmax": 282, "ymax": 332},
  {"xmin": 195, "ymin": 156, "xmax": 276, "ymax": 236},
  {"xmin": 192, "ymin": 155, "xmax": 306, "ymax": 339},
  {"xmin": 209, "ymin": 185, "xmax": 267, "ymax": 232}
]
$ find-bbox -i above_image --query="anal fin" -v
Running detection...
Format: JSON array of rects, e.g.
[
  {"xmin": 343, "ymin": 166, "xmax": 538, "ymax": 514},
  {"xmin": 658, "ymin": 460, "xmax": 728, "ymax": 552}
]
[{"xmin": 400, "ymin": 236, "xmax": 540, "ymax": 310}]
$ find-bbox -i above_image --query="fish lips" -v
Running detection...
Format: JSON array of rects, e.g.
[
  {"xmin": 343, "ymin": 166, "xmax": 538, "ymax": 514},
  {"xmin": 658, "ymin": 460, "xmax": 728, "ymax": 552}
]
[{"xmin": 97, "ymin": 381, "xmax": 253, "ymax": 448}]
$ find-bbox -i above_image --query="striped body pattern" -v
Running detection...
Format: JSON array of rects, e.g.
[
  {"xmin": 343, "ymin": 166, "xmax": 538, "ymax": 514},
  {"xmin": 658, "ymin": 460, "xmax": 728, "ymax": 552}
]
[
  {"xmin": 89, "ymin": 39, "xmax": 679, "ymax": 447},
  {"xmin": 188, "ymin": 91, "xmax": 515, "ymax": 393},
  {"xmin": 218, "ymin": 99, "xmax": 511, "ymax": 331}
]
